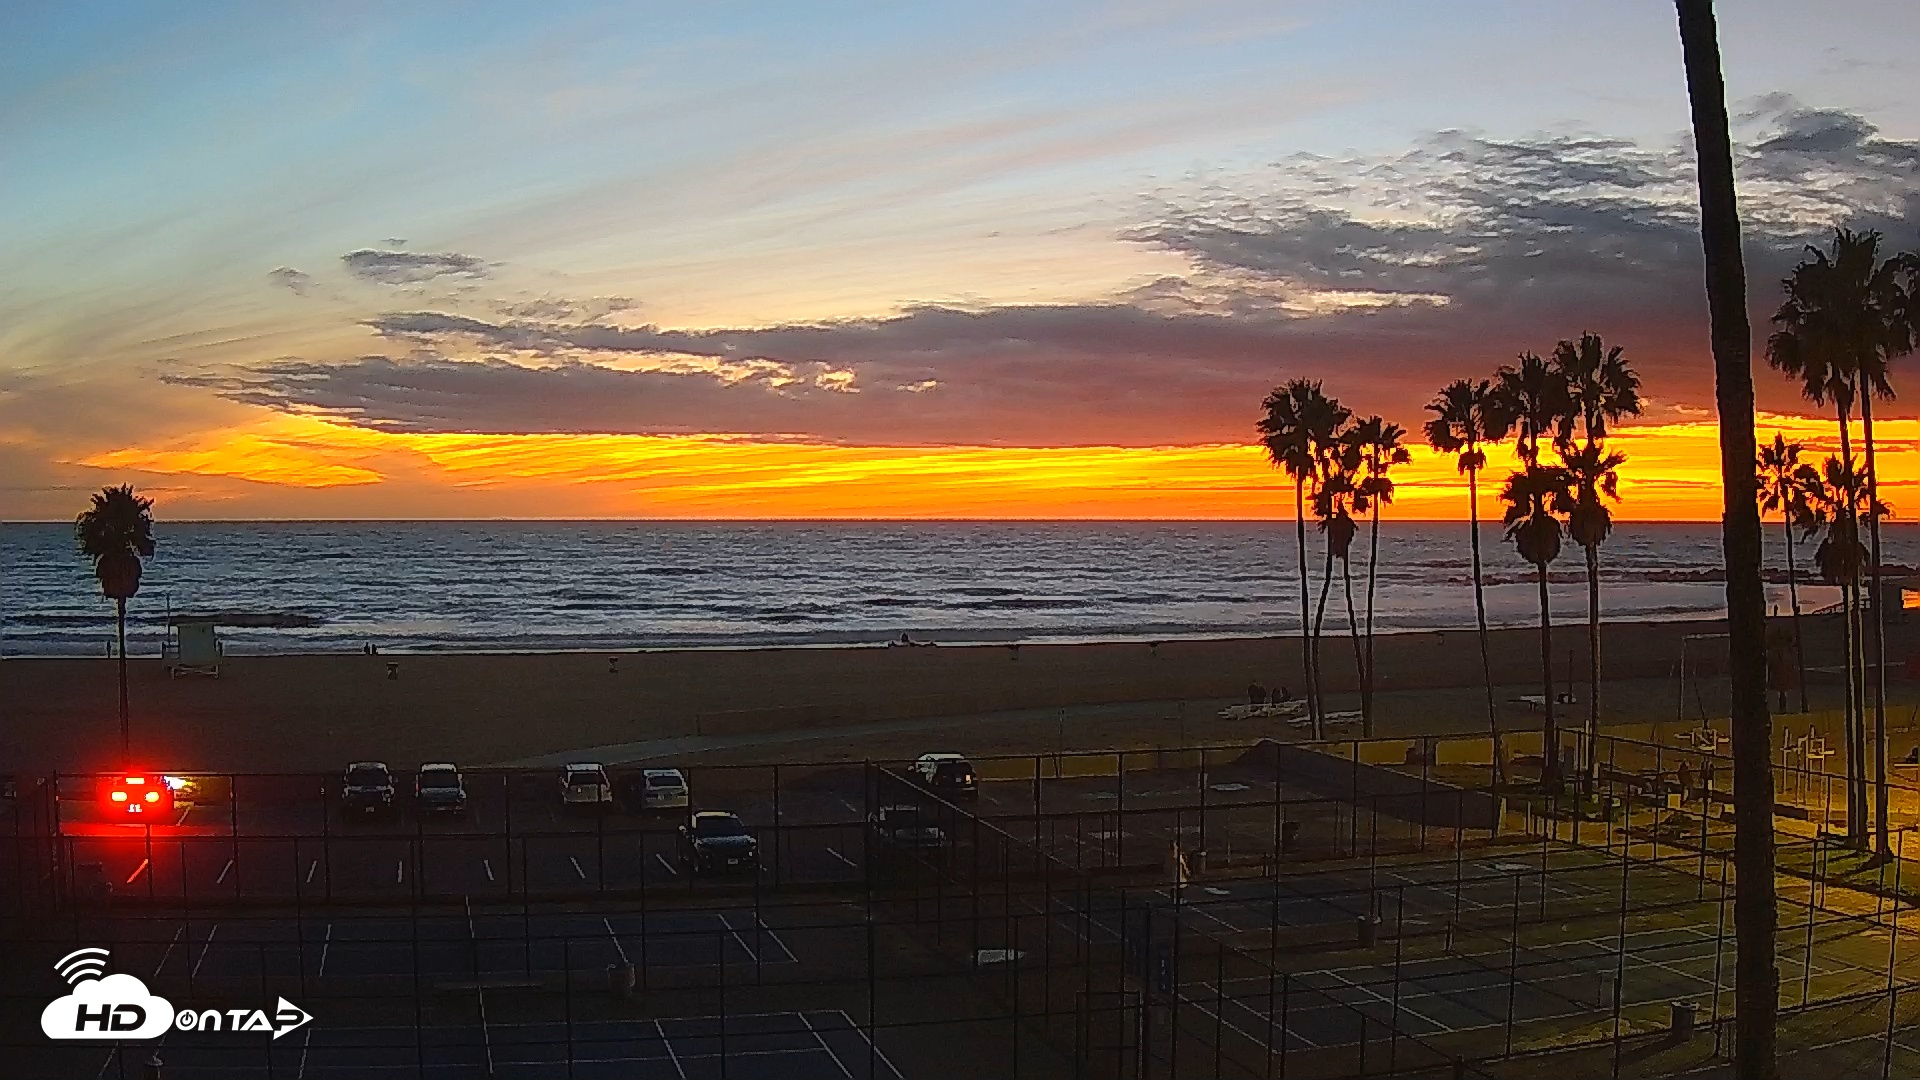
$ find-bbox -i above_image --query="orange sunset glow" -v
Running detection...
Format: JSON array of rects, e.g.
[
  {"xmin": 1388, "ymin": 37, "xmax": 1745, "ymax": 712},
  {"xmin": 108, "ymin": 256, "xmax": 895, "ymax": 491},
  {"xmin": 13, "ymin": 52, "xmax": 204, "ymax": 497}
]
[{"xmin": 71, "ymin": 411, "xmax": 1920, "ymax": 521}]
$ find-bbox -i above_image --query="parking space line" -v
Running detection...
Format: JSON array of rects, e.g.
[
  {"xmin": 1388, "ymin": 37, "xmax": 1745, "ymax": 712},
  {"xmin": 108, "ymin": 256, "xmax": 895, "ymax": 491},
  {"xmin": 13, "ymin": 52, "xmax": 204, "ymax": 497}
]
[
  {"xmin": 603, "ymin": 917, "xmax": 629, "ymax": 964},
  {"xmin": 569, "ymin": 856, "xmax": 587, "ymax": 881},
  {"xmin": 396, "ymin": 860, "xmax": 405, "ymax": 885},
  {"xmin": 125, "ymin": 858, "xmax": 150, "ymax": 885},
  {"xmin": 319, "ymin": 923, "xmax": 331, "ymax": 977},
  {"xmin": 192, "ymin": 924, "xmax": 220, "ymax": 978},
  {"xmin": 799, "ymin": 1011, "xmax": 855, "ymax": 1079},
  {"xmin": 483, "ymin": 858, "xmax": 495, "ymax": 882},
  {"xmin": 153, "ymin": 924, "xmax": 184, "ymax": 978},
  {"xmin": 654, "ymin": 854, "xmax": 678, "ymax": 877},
  {"xmin": 216, "ymin": 858, "xmax": 235, "ymax": 884},
  {"xmin": 826, "ymin": 847, "xmax": 857, "ymax": 869},
  {"xmin": 718, "ymin": 912, "xmax": 758, "ymax": 963},
  {"xmin": 654, "ymin": 1018, "xmax": 687, "ymax": 1080},
  {"xmin": 305, "ymin": 860, "xmax": 318, "ymax": 884},
  {"xmin": 297, "ymin": 1020, "xmax": 313, "ymax": 1079}
]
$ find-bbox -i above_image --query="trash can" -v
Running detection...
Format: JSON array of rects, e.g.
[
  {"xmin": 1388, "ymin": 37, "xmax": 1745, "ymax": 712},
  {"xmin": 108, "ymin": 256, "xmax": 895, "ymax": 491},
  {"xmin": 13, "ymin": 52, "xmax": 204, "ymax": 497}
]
[
  {"xmin": 1280, "ymin": 820, "xmax": 1302, "ymax": 854},
  {"xmin": 606, "ymin": 962, "xmax": 635, "ymax": 998},
  {"xmin": 1670, "ymin": 999, "xmax": 1697, "ymax": 1039},
  {"xmin": 1356, "ymin": 915, "xmax": 1378, "ymax": 948}
]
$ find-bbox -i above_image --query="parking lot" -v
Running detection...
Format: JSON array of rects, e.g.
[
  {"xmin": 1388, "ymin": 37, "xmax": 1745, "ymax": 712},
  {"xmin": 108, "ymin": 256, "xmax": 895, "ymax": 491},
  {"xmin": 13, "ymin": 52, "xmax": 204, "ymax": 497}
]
[{"xmin": 42, "ymin": 751, "xmax": 1407, "ymax": 907}]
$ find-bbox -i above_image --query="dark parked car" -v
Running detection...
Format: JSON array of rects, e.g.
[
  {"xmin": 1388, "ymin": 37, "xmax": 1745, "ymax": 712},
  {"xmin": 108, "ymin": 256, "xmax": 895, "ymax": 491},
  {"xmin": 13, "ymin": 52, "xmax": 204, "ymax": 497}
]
[
  {"xmin": 869, "ymin": 805, "xmax": 947, "ymax": 850},
  {"xmin": 911, "ymin": 753, "xmax": 978, "ymax": 798},
  {"xmin": 414, "ymin": 762, "xmax": 467, "ymax": 814},
  {"xmin": 340, "ymin": 761, "xmax": 396, "ymax": 818},
  {"xmin": 677, "ymin": 811, "xmax": 758, "ymax": 873}
]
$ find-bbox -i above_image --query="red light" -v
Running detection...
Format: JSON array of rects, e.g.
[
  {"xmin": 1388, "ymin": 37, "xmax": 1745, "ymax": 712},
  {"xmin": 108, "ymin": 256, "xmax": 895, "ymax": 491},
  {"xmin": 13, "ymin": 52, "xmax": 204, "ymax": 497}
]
[
  {"xmin": 111, "ymin": 791, "xmax": 128, "ymax": 802},
  {"xmin": 124, "ymin": 776, "xmax": 146, "ymax": 785},
  {"xmin": 144, "ymin": 791, "xmax": 159, "ymax": 803}
]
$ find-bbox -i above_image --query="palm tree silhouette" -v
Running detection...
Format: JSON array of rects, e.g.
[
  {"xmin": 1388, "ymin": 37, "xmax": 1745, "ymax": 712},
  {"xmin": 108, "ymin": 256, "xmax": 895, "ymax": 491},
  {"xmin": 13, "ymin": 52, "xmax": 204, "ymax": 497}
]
[
  {"xmin": 1803, "ymin": 459, "xmax": 1885, "ymax": 755},
  {"xmin": 1351, "ymin": 416, "xmax": 1409, "ymax": 737},
  {"xmin": 1424, "ymin": 378, "xmax": 1516, "ymax": 785},
  {"xmin": 1260, "ymin": 380, "xmax": 1350, "ymax": 736},
  {"xmin": 1552, "ymin": 332, "xmax": 1642, "ymax": 785},
  {"xmin": 1757, "ymin": 432, "xmax": 1815, "ymax": 713},
  {"xmin": 1676, "ymin": 3, "xmax": 1779, "ymax": 1069},
  {"xmin": 1768, "ymin": 228, "xmax": 1914, "ymax": 857},
  {"xmin": 75, "ymin": 485, "xmax": 156, "ymax": 764},
  {"xmin": 1496, "ymin": 353, "xmax": 1572, "ymax": 790},
  {"xmin": 1500, "ymin": 464, "xmax": 1573, "ymax": 792},
  {"xmin": 1313, "ymin": 462, "xmax": 1363, "ymax": 733}
]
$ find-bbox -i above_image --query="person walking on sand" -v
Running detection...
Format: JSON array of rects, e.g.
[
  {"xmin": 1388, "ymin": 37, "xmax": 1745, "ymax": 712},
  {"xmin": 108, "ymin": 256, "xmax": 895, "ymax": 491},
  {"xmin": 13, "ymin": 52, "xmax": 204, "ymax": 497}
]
[{"xmin": 1247, "ymin": 681, "xmax": 1266, "ymax": 706}]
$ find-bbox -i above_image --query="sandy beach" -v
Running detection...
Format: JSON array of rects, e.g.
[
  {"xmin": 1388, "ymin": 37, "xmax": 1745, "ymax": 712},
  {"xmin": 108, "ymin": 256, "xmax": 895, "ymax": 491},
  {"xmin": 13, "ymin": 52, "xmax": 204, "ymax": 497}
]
[{"xmin": 5, "ymin": 611, "xmax": 1909, "ymax": 773}]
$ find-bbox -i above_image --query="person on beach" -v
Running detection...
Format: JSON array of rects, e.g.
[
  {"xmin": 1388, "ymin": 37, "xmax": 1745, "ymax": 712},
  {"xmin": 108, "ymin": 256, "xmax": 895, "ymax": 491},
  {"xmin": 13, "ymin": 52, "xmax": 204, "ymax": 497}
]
[{"xmin": 1247, "ymin": 681, "xmax": 1265, "ymax": 706}]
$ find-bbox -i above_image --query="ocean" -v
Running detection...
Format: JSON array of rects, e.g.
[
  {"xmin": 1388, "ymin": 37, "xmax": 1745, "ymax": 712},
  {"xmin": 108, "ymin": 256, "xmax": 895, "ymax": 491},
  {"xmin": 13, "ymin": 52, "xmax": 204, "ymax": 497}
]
[{"xmin": 3, "ymin": 521, "xmax": 1915, "ymax": 657}]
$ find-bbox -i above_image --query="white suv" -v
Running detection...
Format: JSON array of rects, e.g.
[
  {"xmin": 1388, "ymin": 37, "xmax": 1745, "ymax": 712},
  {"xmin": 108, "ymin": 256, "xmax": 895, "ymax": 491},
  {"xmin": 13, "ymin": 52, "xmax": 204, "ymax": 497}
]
[
  {"xmin": 560, "ymin": 763, "xmax": 613, "ymax": 811},
  {"xmin": 639, "ymin": 768, "xmax": 690, "ymax": 811}
]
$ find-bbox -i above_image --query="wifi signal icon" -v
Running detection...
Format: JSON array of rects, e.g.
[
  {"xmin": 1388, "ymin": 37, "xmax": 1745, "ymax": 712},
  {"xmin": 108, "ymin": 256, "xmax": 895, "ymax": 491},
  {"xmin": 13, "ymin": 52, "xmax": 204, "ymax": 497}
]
[{"xmin": 55, "ymin": 948, "xmax": 110, "ymax": 986}]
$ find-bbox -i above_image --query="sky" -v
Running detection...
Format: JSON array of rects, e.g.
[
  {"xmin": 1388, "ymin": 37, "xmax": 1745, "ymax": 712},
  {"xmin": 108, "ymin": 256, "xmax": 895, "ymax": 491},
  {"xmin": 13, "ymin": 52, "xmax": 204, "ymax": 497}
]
[{"xmin": 3, "ymin": 0, "xmax": 1919, "ymax": 521}]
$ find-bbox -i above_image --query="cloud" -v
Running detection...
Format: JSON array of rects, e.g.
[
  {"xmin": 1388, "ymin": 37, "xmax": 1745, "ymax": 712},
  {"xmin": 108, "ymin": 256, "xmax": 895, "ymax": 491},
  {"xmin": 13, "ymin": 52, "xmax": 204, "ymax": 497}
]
[
  {"xmin": 491, "ymin": 295, "xmax": 635, "ymax": 323},
  {"xmin": 201, "ymin": 100, "xmax": 1920, "ymax": 448},
  {"xmin": 267, "ymin": 267, "xmax": 314, "ymax": 296},
  {"xmin": 340, "ymin": 249, "xmax": 491, "ymax": 285},
  {"xmin": 39, "ymin": 973, "xmax": 174, "ymax": 1041}
]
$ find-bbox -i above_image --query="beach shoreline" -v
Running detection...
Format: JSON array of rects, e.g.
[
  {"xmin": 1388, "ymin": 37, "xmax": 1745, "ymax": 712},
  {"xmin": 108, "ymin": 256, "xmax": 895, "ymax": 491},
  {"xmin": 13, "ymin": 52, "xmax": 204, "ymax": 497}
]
[{"xmin": 6, "ymin": 612, "xmax": 1900, "ymax": 773}]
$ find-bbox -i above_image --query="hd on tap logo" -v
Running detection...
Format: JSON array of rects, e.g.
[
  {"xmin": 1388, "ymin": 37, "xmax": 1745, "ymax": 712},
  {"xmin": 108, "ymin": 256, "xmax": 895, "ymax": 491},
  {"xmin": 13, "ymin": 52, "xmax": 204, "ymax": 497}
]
[{"xmin": 41, "ymin": 948, "xmax": 311, "ymax": 1041}]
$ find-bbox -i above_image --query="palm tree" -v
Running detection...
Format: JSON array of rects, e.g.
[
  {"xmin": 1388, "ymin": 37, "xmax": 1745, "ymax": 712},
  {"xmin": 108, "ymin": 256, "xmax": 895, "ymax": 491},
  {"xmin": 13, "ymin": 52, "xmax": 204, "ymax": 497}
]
[
  {"xmin": 1261, "ymin": 381, "xmax": 1350, "ymax": 735},
  {"xmin": 1804, "ymin": 457, "xmax": 1885, "ymax": 844},
  {"xmin": 1351, "ymin": 416, "xmax": 1410, "ymax": 737},
  {"xmin": 75, "ymin": 485, "xmax": 157, "ymax": 764},
  {"xmin": 1496, "ymin": 353, "xmax": 1572, "ymax": 789},
  {"xmin": 1499, "ymin": 464, "xmax": 1572, "ymax": 791},
  {"xmin": 1313, "ymin": 462, "xmax": 1363, "ymax": 732},
  {"xmin": 1676, "ymin": 4, "xmax": 1778, "ymax": 1071},
  {"xmin": 1553, "ymin": 333, "xmax": 1642, "ymax": 784},
  {"xmin": 1769, "ymin": 228, "xmax": 1914, "ymax": 858},
  {"xmin": 1757, "ymin": 433, "xmax": 1814, "ymax": 713},
  {"xmin": 1424, "ymin": 379, "xmax": 1516, "ymax": 786},
  {"xmin": 1496, "ymin": 352, "xmax": 1569, "ymax": 469}
]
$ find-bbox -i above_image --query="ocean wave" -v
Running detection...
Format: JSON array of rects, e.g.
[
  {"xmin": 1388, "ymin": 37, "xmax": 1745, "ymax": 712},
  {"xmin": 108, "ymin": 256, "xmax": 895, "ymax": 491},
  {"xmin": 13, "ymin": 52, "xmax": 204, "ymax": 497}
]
[{"xmin": 4, "ymin": 521, "xmax": 1916, "ymax": 656}]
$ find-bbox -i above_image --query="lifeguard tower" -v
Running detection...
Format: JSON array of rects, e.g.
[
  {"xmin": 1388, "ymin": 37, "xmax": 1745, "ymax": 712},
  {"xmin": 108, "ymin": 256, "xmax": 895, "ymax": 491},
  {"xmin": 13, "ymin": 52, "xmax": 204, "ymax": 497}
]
[{"xmin": 164, "ymin": 617, "xmax": 223, "ymax": 678}]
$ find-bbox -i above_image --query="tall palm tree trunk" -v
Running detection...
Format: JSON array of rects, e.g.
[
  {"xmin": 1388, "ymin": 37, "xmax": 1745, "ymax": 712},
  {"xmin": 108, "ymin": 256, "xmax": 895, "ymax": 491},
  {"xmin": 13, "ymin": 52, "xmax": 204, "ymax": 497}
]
[
  {"xmin": 1840, "ymin": 575, "xmax": 1864, "ymax": 843},
  {"xmin": 1836, "ymin": 406, "xmax": 1868, "ymax": 846},
  {"xmin": 1296, "ymin": 478, "xmax": 1319, "ymax": 738},
  {"xmin": 1676, "ymin": 4, "xmax": 1778, "ymax": 1073},
  {"xmin": 1584, "ymin": 542, "xmax": 1601, "ymax": 790},
  {"xmin": 116, "ymin": 596, "xmax": 130, "ymax": 765},
  {"xmin": 1343, "ymin": 559, "xmax": 1367, "ymax": 737},
  {"xmin": 1784, "ymin": 518, "xmax": 1807, "ymax": 714},
  {"xmin": 1862, "ymin": 393, "xmax": 1889, "ymax": 858},
  {"xmin": 1536, "ymin": 563, "xmax": 1560, "ymax": 791},
  {"xmin": 1313, "ymin": 543, "xmax": 1336, "ymax": 720},
  {"xmin": 1470, "ymin": 470, "xmax": 1505, "ymax": 786},
  {"xmin": 1363, "ymin": 503, "xmax": 1381, "ymax": 732}
]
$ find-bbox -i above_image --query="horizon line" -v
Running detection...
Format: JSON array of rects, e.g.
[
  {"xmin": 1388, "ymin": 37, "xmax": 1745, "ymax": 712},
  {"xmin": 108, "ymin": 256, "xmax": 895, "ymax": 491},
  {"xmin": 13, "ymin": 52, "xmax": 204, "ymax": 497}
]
[{"xmin": 8, "ymin": 516, "xmax": 1893, "ymax": 526}]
